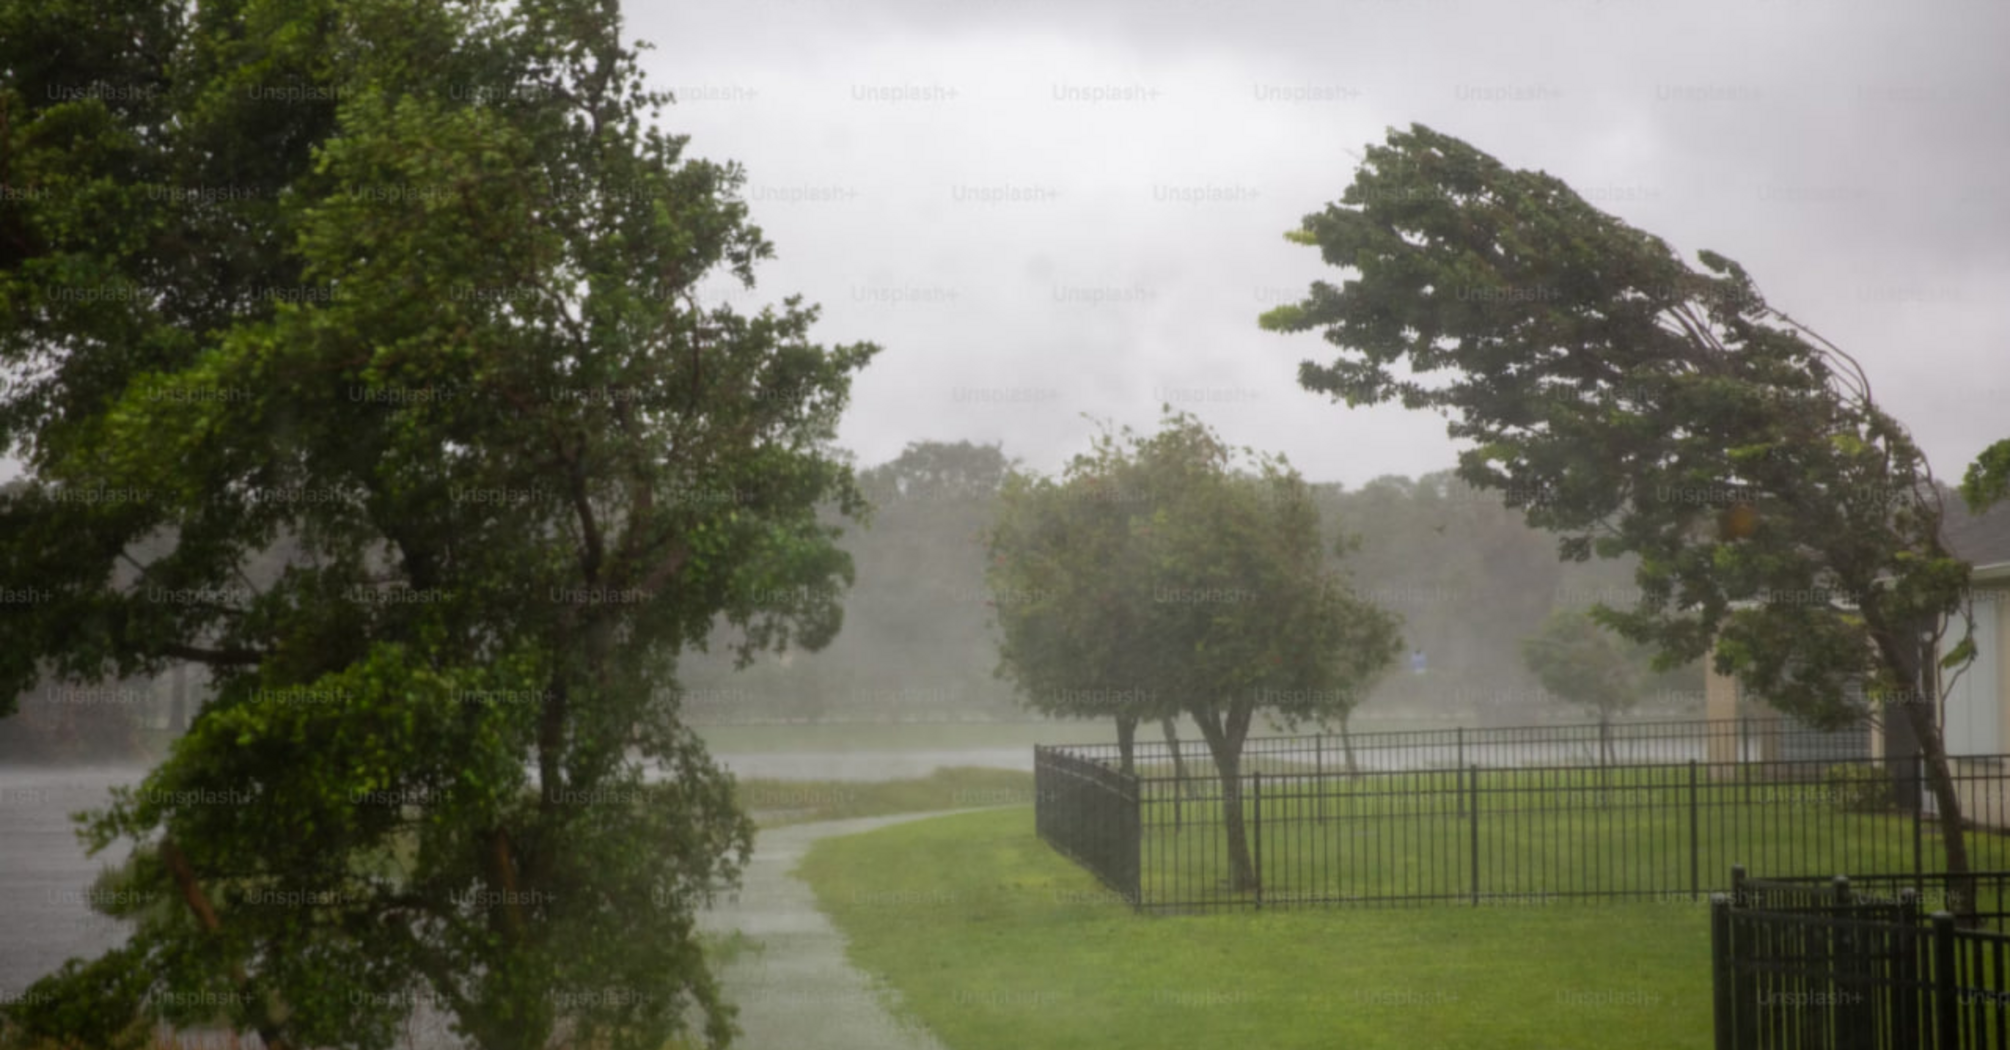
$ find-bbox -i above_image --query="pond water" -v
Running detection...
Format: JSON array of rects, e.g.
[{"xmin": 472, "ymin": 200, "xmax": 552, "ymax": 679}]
[
  {"xmin": 0, "ymin": 764, "xmax": 146, "ymax": 1006},
  {"xmin": 0, "ymin": 744, "xmax": 1035, "ymax": 1007}
]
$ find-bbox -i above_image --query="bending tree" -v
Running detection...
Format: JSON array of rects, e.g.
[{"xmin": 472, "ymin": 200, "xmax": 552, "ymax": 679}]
[
  {"xmin": 986, "ymin": 436, "xmax": 1180, "ymax": 774},
  {"xmin": 1263, "ymin": 122, "xmax": 1981, "ymax": 897},
  {"xmin": 988, "ymin": 411, "xmax": 1399, "ymax": 891},
  {"xmin": 0, "ymin": 1, "xmax": 874, "ymax": 1047}
]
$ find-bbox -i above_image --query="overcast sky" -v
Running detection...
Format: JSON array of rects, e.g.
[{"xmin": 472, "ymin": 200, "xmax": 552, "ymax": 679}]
[
  {"xmin": 2, "ymin": 0, "xmax": 1999, "ymax": 492},
  {"xmin": 624, "ymin": 0, "xmax": 2008, "ymax": 488}
]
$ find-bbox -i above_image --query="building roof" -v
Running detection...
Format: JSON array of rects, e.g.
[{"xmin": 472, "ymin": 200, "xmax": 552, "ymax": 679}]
[{"xmin": 1943, "ymin": 492, "xmax": 2010, "ymax": 571}]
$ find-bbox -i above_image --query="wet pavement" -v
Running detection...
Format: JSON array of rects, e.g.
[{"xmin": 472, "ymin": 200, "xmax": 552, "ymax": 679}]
[{"xmin": 697, "ymin": 813, "xmax": 967, "ymax": 1050}]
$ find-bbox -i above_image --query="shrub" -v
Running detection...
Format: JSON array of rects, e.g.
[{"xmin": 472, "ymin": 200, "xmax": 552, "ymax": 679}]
[{"xmin": 1823, "ymin": 762, "xmax": 1896, "ymax": 813}]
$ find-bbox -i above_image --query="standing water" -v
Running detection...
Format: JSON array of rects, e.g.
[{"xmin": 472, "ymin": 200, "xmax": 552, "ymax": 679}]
[{"xmin": 0, "ymin": 764, "xmax": 148, "ymax": 1005}]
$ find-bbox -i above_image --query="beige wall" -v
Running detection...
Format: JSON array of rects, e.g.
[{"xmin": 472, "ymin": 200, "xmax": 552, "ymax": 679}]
[
  {"xmin": 1703, "ymin": 657, "xmax": 1783, "ymax": 775},
  {"xmin": 1705, "ymin": 657, "xmax": 1739, "ymax": 773},
  {"xmin": 1998, "ymin": 583, "xmax": 2010, "ymax": 754}
]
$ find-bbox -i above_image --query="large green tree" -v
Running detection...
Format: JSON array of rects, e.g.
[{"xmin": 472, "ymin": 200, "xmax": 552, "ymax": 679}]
[
  {"xmin": 0, "ymin": 1, "xmax": 874, "ymax": 1047},
  {"xmin": 1263, "ymin": 122, "xmax": 1981, "ymax": 895},
  {"xmin": 988, "ymin": 411, "xmax": 1400, "ymax": 891},
  {"xmin": 986, "ymin": 432, "xmax": 1179, "ymax": 770}
]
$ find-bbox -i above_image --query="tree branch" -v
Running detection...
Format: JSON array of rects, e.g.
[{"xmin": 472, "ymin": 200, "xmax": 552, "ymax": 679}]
[
  {"xmin": 159, "ymin": 837, "xmax": 296, "ymax": 1050},
  {"xmin": 158, "ymin": 642, "xmax": 266, "ymax": 666}
]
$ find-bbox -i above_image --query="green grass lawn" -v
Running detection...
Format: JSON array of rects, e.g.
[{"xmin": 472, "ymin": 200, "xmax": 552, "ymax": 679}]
[{"xmin": 800, "ymin": 807, "xmax": 1716, "ymax": 1050}]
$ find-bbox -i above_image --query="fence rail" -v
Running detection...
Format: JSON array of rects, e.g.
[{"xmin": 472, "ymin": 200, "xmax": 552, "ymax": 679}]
[
  {"xmin": 1059, "ymin": 715, "xmax": 1878, "ymax": 777},
  {"xmin": 1733, "ymin": 868, "xmax": 2010, "ymax": 925},
  {"xmin": 1713, "ymin": 866, "xmax": 2010, "ymax": 1049},
  {"xmin": 1033, "ymin": 724, "xmax": 2010, "ymax": 913},
  {"xmin": 1032, "ymin": 744, "xmax": 1139, "ymax": 904}
]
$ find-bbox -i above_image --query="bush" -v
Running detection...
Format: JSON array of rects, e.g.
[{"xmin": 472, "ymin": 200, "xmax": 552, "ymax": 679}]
[{"xmin": 1823, "ymin": 762, "xmax": 1896, "ymax": 813}]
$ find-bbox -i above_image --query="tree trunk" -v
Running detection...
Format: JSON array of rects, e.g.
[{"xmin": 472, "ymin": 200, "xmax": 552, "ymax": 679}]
[
  {"xmin": 1114, "ymin": 714, "xmax": 1138, "ymax": 776},
  {"xmin": 1160, "ymin": 717, "xmax": 1199, "ymax": 798},
  {"xmin": 1872, "ymin": 611, "xmax": 1974, "ymax": 924},
  {"xmin": 1339, "ymin": 710, "xmax": 1360, "ymax": 778},
  {"xmin": 1190, "ymin": 700, "xmax": 1259, "ymax": 893},
  {"xmin": 159, "ymin": 837, "xmax": 296, "ymax": 1050},
  {"xmin": 1901, "ymin": 696, "xmax": 1975, "ymax": 923},
  {"xmin": 1214, "ymin": 749, "xmax": 1258, "ymax": 893}
]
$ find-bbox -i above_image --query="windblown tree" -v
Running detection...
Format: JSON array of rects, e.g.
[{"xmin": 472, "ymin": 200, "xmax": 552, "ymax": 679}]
[
  {"xmin": 988, "ymin": 411, "xmax": 1400, "ymax": 891},
  {"xmin": 0, "ymin": 1, "xmax": 874, "ymax": 1047},
  {"xmin": 1520, "ymin": 608, "xmax": 1643, "ymax": 765},
  {"xmin": 986, "ymin": 433, "xmax": 1180, "ymax": 774},
  {"xmin": 1262, "ymin": 122, "xmax": 1981, "ymax": 891}
]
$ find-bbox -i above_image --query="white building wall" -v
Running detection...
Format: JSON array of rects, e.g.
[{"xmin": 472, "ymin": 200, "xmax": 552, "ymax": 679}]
[{"xmin": 1943, "ymin": 600, "xmax": 2001, "ymax": 757}]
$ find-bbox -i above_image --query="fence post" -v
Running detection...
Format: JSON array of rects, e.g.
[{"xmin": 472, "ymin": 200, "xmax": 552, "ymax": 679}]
[
  {"xmin": 1689, "ymin": 760, "xmax": 1701, "ymax": 902},
  {"xmin": 1841, "ymin": 864, "xmax": 1865, "ymax": 1045},
  {"xmin": 1457, "ymin": 728, "xmax": 1467, "ymax": 818},
  {"xmin": 1252, "ymin": 770, "xmax": 1264, "ymax": 911},
  {"xmin": 1033, "ymin": 745, "xmax": 1045, "ymax": 844},
  {"xmin": 1711, "ymin": 895, "xmax": 1737, "ymax": 1050},
  {"xmin": 1740, "ymin": 717, "xmax": 1752, "ymax": 805},
  {"xmin": 1469, "ymin": 764, "xmax": 1481, "ymax": 906},
  {"xmin": 1736, "ymin": 906, "xmax": 1759, "ymax": 1050},
  {"xmin": 1315, "ymin": 735, "xmax": 1325, "ymax": 824},
  {"xmin": 1895, "ymin": 895, "xmax": 1922, "ymax": 1050},
  {"xmin": 1913, "ymin": 757, "xmax": 1925, "ymax": 886},
  {"xmin": 1931, "ymin": 911, "xmax": 1957, "ymax": 1050},
  {"xmin": 1126, "ymin": 767, "xmax": 1143, "ymax": 913}
]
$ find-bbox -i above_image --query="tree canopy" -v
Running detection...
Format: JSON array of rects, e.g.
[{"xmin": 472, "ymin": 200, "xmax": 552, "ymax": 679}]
[
  {"xmin": 0, "ymin": 0, "xmax": 875, "ymax": 1046},
  {"xmin": 1264, "ymin": 121, "xmax": 1980, "ymax": 882},
  {"xmin": 1521, "ymin": 608, "xmax": 1643, "ymax": 725},
  {"xmin": 986, "ymin": 410, "xmax": 1400, "ymax": 889},
  {"xmin": 1962, "ymin": 440, "xmax": 2010, "ymax": 514}
]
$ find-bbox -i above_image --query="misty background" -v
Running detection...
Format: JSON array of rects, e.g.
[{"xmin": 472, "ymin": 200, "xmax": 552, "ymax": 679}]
[{"xmin": 12, "ymin": 0, "xmax": 2008, "ymax": 751}]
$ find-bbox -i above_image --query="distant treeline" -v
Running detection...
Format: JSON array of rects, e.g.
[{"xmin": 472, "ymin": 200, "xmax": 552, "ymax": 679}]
[
  {"xmin": 0, "ymin": 452, "xmax": 1706, "ymax": 756},
  {"xmin": 676, "ymin": 445, "xmax": 1705, "ymax": 725}
]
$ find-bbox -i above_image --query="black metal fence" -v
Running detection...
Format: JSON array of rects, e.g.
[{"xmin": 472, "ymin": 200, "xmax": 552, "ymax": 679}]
[
  {"xmin": 1732, "ymin": 868, "xmax": 2010, "ymax": 927},
  {"xmin": 1034, "ymin": 720, "xmax": 2010, "ymax": 913},
  {"xmin": 1033, "ymin": 744, "xmax": 1139, "ymax": 903},
  {"xmin": 1059, "ymin": 715, "xmax": 1877, "ymax": 775},
  {"xmin": 1713, "ymin": 866, "xmax": 2010, "ymax": 1049}
]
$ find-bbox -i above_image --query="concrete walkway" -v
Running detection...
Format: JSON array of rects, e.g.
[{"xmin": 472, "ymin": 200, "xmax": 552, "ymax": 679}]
[{"xmin": 699, "ymin": 813, "xmax": 969, "ymax": 1050}]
